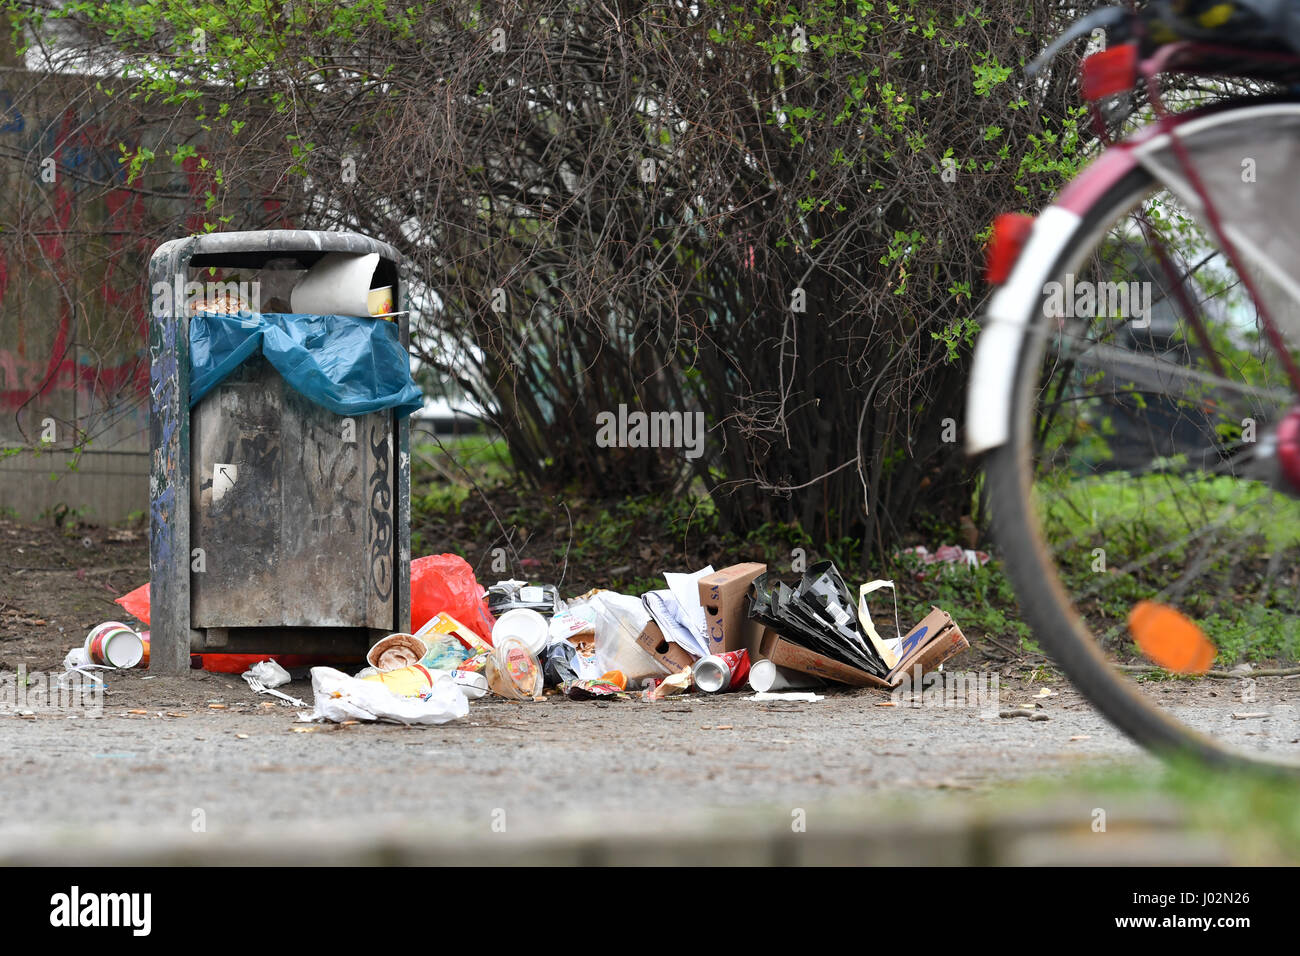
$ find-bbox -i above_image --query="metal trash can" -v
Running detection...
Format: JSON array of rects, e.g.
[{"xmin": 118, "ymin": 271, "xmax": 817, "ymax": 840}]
[{"xmin": 147, "ymin": 231, "xmax": 411, "ymax": 674}]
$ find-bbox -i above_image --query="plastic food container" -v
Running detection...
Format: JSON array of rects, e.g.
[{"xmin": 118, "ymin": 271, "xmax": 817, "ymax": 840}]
[
  {"xmin": 492, "ymin": 608, "xmax": 549, "ymax": 656},
  {"xmin": 366, "ymin": 632, "xmax": 429, "ymax": 671},
  {"xmin": 487, "ymin": 637, "xmax": 543, "ymax": 700}
]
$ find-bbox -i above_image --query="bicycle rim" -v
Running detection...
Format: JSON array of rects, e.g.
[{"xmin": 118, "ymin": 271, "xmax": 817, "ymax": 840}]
[{"xmin": 987, "ymin": 160, "xmax": 1300, "ymax": 772}]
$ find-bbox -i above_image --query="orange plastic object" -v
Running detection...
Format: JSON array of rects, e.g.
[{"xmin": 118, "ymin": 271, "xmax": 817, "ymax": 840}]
[
  {"xmin": 410, "ymin": 554, "xmax": 496, "ymax": 642},
  {"xmin": 1127, "ymin": 600, "xmax": 1216, "ymax": 675}
]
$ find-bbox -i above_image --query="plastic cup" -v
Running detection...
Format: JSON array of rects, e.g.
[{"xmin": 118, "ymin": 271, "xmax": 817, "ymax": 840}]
[
  {"xmin": 748, "ymin": 658, "xmax": 823, "ymax": 692},
  {"xmin": 487, "ymin": 637, "xmax": 543, "ymax": 700},
  {"xmin": 453, "ymin": 670, "xmax": 489, "ymax": 700},
  {"xmin": 84, "ymin": 622, "xmax": 145, "ymax": 669},
  {"xmin": 366, "ymin": 632, "xmax": 428, "ymax": 671},
  {"xmin": 492, "ymin": 608, "xmax": 549, "ymax": 656},
  {"xmin": 367, "ymin": 285, "xmax": 394, "ymax": 316}
]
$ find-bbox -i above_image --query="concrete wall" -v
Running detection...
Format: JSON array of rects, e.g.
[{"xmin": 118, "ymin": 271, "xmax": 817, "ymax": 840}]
[
  {"xmin": 0, "ymin": 58, "xmax": 266, "ymax": 522},
  {"xmin": 0, "ymin": 448, "xmax": 149, "ymax": 523}
]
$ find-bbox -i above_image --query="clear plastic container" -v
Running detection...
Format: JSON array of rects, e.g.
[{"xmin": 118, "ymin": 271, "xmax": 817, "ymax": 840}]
[{"xmin": 487, "ymin": 637, "xmax": 543, "ymax": 700}]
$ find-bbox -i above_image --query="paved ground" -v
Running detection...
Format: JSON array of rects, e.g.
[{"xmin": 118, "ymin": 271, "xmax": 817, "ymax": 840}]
[
  {"xmin": 0, "ymin": 670, "xmax": 1128, "ymax": 833},
  {"xmin": 4, "ymin": 665, "xmax": 1298, "ymax": 862}
]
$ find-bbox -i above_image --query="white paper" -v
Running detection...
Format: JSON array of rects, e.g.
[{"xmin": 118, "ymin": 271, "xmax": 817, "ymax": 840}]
[
  {"xmin": 644, "ymin": 565, "xmax": 714, "ymax": 658},
  {"xmin": 644, "ymin": 590, "xmax": 708, "ymax": 658},
  {"xmin": 665, "ymin": 565, "xmax": 712, "ymax": 639},
  {"xmin": 289, "ymin": 251, "xmax": 380, "ymax": 317}
]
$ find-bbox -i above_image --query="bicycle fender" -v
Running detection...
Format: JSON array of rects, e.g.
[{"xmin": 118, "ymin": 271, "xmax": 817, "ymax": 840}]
[
  {"xmin": 965, "ymin": 206, "xmax": 1083, "ymax": 455},
  {"xmin": 965, "ymin": 148, "xmax": 1142, "ymax": 456}
]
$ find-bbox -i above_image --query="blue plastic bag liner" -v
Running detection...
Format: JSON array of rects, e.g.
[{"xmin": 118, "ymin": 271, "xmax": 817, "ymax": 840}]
[{"xmin": 189, "ymin": 312, "xmax": 424, "ymax": 418}]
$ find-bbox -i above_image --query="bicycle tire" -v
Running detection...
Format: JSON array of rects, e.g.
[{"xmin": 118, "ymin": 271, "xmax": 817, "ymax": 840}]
[{"xmin": 983, "ymin": 163, "xmax": 1300, "ymax": 774}]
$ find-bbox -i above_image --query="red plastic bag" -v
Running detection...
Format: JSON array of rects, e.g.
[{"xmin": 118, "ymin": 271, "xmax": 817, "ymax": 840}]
[
  {"xmin": 116, "ymin": 582, "xmax": 151, "ymax": 626},
  {"xmin": 410, "ymin": 554, "xmax": 496, "ymax": 643},
  {"xmin": 115, "ymin": 553, "xmax": 496, "ymax": 664}
]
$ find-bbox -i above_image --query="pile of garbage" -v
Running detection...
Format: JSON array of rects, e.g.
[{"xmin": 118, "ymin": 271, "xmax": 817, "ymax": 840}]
[
  {"xmin": 297, "ymin": 556, "xmax": 970, "ymax": 724},
  {"xmin": 77, "ymin": 554, "xmax": 971, "ymax": 726}
]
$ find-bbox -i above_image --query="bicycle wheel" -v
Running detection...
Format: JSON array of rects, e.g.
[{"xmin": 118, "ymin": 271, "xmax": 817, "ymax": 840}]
[{"xmin": 983, "ymin": 113, "xmax": 1300, "ymax": 771}]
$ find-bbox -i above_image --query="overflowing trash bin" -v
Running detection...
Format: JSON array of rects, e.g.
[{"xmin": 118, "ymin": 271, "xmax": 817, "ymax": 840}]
[
  {"xmin": 126, "ymin": 234, "xmax": 979, "ymax": 710},
  {"xmin": 146, "ymin": 231, "xmax": 417, "ymax": 673}
]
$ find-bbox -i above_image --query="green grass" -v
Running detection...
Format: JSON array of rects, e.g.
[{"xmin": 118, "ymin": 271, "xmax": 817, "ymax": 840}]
[
  {"xmin": 1008, "ymin": 759, "xmax": 1300, "ymax": 864},
  {"xmin": 411, "ymin": 432, "xmax": 514, "ymax": 489},
  {"xmin": 1041, "ymin": 471, "xmax": 1300, "ymax": 553},
  {"xmin": 1035, "ymin": 470, "xmax": 1300, "ymax": 665}
]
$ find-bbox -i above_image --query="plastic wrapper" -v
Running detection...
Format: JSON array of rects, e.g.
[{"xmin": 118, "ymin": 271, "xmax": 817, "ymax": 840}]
[
  {"xmin": 643, "ymin": 666, "xmax": 694, "ymax": 701},
  {"xmin": 308, "ymin": 665, "xmax": 468, "ymax": 725},
  {"xmin": 542, "ymin": 641, "xmax": 581, "ymax": 687},
  {"xmin": 568, "ymin": 590, "xmax": 668, "ymax": 681},
  {"xmin": 487, "ymin": 580, "xmax": 561, "ymax": 617},
  {"xmin": 420, "ymin": 634, "xmax": 470, "ymax": 671},
  {"xmin": 549, "ymin": 605, "xmax": 598, "ymax": 640},
  {"xmin": 115, "ymin": 582, "xmax": 151, "ymax": 626},
  {"xmin": 242, "ymin": 659, "xmax": 292, "ymax": 689},
  {"xmin": 415, "ymin": 611, "xmax": 494, "ymax": 656},
  {"xmin": 564, "ymin": 677, "xmax": 630, "ymax": 701},
  {"xmin": 545, "ymin": 605, "xmax": 602, "ymax": 681}
]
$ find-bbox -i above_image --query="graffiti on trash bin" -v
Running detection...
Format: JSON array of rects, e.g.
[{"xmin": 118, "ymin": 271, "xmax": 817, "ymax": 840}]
[{"xmin": 368, "ymin": 422, "xmax": 394, "ymax": 601}]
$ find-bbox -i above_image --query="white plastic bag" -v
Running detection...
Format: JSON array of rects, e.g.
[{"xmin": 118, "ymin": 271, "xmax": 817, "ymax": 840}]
[
  {"xmin": 306, "ymin": 666, "xmax": 469, "ymax": 725},
  {"xmin": 242, "ymin": 659, "xmax": 292, "ymax": 689},
  {"xmin": 585, "ymin": 591, "xmax": 670, "ymax": 680}
]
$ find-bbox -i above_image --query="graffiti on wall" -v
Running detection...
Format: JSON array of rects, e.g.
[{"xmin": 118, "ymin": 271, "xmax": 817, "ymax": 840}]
[{"xmin": 0, "ymin": 76, "xmax": 288, "ymax": 453}]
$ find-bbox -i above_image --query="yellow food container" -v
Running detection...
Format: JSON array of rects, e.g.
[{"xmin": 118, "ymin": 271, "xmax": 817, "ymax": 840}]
[{"xmin": 367, "ymin": 285, "xmax": 394, "ymax": 317}]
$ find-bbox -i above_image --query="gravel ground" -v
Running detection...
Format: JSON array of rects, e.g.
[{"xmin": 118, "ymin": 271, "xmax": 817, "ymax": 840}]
[
  {"xmin": 8, "ymin": 665, "xmax": 1295, "ymax": 843},
  {"xmin": 4, "ymin": 516, "xmax": 1298, "ymax": 849}
]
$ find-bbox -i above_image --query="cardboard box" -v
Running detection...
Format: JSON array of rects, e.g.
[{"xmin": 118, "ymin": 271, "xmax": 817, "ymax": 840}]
[
  {"xmin": 759, "ymin": 628, "xmax": 892, "ymax": 689},
  {"xmin": 698, "ymin": 563, "xmax": 767, "ymax": 655},
  {"xmin": 758, "ymin": 607, "xmax": 968, "ymax": 690},
  {"xmin": 891, "ymin": 607, "xmax": 968, "ymax": 681},
  {"xmin": 635, "ymin": 620, "xmax": 698, "ymax": 673}
]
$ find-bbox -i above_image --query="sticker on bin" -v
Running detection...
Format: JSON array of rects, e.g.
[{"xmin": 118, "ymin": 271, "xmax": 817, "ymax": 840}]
[{"xmin": 212, "ymin": 464, "xmax": 237, "ymax": 505}]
